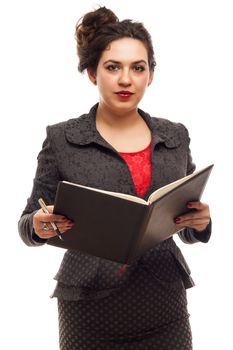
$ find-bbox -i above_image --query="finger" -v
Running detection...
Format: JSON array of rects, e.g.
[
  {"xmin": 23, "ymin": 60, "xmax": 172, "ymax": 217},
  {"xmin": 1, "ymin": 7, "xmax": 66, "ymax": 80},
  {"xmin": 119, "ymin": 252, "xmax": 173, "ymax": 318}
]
[
  {"xmin": 34, "ymin": 209, "xmax": 68, "ymax": 222},
  {"xmin": 175, "ymin": 218, "xmax": 210, "ymax": 233},
  {"xmin": 35, "ymin": 221, "xmax": 74, "ymax": 237},
  {"xmin": 175, "ymin": 216, "xmax": 209, "ymax": 225},
  {"xmin": 39, "ymin": 230, "xmax": 58, "ymax": 239},
  {"xmin": 176, "ymin": 212, "xmax": 209, "ymax": 221},
  {"xmin": 39, "ymin": 213, "xmax": 68, "ymax": 223},
  {"xmin": 59, "ymin": 227, "xmax": 72, "ymax": 234},
  {"xmin": 187, "ymin": 201, "xmax": 209, "ymax": 210},
  {"xmin": 178, "ymin": 217, "xmax": 209, "ymax": 226},
  {"xmin": 56, "ymin": 222, "xmax": 74, "ymax": 233},
  {"xmin": 192, "ymin": 224, "xmax": 210, "ymax": 232},
  {"xmin": 183, "ymin": 223, "xmax": 209, "ymax": 232},
  {"xmin": 34, "ymin": 226, "xmax": 58, "ymax": 239},
  {"xmin": 40, "ymin": 220, "xmax": 73, "ymax": 232}
]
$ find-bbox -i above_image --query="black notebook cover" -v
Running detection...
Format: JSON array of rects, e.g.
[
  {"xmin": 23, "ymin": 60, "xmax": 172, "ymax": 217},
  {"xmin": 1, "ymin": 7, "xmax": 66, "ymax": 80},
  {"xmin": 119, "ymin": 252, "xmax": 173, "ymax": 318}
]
[{"xmin": 48, "ymin": 164, "xmax": 213, "ymax": 263}]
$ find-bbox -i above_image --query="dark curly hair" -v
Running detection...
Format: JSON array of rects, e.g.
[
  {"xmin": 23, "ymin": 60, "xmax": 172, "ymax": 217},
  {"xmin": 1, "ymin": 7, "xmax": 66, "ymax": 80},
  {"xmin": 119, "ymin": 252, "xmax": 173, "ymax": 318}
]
[{"xmin": 75, "ymin": 6, "xmax": 156, "ymax": 73}]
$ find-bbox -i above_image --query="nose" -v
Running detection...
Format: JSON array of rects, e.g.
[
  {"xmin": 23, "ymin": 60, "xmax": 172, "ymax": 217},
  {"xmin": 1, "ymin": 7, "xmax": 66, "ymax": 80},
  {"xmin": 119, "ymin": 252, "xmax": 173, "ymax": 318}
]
[{"xmin": 118, "ymin": 68, "xmax": 131, "ymax": 86}]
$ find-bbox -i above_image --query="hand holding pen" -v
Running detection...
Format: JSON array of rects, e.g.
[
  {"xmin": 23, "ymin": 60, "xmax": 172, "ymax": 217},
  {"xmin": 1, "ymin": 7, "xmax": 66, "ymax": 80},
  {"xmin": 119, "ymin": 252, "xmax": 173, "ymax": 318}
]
[{"xmin": 32, "ymin": 198, "xmax": 74, "ymax": 240}]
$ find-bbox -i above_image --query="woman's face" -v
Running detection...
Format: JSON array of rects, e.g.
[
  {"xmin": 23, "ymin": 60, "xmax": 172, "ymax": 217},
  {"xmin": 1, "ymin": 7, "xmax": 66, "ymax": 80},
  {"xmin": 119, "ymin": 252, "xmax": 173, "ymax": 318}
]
[{"xmin": 88, "ymin": 37, "xmax": 154, "ymax": 114}]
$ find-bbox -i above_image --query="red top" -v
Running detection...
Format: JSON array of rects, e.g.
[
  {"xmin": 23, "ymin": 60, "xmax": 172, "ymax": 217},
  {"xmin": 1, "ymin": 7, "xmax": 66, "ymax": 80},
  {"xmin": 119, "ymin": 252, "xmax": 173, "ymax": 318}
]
[{"xmin": 119, "ymin": 142, "xmax": 152, "ymax": 198}]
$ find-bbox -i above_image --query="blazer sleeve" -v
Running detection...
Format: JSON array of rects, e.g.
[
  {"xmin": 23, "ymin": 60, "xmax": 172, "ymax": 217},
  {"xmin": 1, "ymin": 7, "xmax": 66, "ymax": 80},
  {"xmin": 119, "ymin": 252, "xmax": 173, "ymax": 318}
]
[
  {"xmin": 18, "ymin": 126, "xmax": 61, "ymax": 246},
  {"xmin": 178, "ymin": 126, "xmax": 212, "ymax": 244}
]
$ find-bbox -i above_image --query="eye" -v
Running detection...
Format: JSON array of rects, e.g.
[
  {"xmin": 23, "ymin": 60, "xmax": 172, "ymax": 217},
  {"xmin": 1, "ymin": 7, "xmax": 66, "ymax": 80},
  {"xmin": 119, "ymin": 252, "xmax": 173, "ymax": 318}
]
[
  {"xmin": 106, "ymin": 64, "xmax": 120, "ymax": 71},
  {"xmin": 132, "ymin": 65, "xmax": 145, "ymax": 72}
]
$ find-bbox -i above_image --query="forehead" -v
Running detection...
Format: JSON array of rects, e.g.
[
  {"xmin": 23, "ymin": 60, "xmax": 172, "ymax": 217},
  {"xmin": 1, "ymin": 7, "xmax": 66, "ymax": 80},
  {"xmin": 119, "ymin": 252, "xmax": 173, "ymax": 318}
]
[{"xmin": 100, "ymin": 37, "xmax": 148, "ymax": 63}]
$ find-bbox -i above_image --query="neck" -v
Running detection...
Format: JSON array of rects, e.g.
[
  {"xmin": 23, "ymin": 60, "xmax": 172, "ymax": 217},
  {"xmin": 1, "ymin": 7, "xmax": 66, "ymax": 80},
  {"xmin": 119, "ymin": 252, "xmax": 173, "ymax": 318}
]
[{"xmin": 96, "ymin": 103, "xmax": 141, "ymax": 130}]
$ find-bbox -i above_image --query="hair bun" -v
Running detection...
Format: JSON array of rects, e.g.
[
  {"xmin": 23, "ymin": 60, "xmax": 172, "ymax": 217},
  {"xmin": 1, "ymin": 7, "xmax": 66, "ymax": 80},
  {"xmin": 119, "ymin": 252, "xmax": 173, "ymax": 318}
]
[{"xmin": 76, "ymin": 7, "xmax": 118, "ymax": 48}]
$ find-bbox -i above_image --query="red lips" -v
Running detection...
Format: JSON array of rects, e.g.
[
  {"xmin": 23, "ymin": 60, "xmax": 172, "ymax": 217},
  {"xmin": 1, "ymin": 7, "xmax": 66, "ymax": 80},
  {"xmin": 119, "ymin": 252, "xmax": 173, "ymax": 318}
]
[{"xmin": 115, "ymin": 91, "xmax": 134, "ymax": 95}]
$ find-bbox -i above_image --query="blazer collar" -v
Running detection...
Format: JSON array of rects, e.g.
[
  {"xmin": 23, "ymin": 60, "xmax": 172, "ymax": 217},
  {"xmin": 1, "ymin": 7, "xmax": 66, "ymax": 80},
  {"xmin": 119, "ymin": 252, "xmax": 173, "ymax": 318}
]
[{"xmin": 65, "ymin": 103, "xmax": 180, "ymax": 149}]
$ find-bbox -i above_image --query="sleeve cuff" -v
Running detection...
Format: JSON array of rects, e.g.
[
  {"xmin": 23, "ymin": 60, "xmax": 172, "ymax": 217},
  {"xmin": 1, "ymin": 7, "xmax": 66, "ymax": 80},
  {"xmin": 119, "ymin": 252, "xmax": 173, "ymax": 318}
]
[
  {"xmin": 192, "ymin": 219, "xmax": 212, "ymax": 243},
  {"xmin": 32, "ymin": 229, "xmax": 48, "ymax": 244},
  {"xmin": 178, "ymin": 219, "xmax": 212, "ymax": 244}
]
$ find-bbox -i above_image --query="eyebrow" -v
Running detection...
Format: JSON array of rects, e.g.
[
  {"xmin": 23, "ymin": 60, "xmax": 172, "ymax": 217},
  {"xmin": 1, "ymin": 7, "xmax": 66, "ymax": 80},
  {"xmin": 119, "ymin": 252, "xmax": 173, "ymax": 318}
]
[{"xmin": 103, "ymin": 60, "xmax": 148, "ymax": 65}]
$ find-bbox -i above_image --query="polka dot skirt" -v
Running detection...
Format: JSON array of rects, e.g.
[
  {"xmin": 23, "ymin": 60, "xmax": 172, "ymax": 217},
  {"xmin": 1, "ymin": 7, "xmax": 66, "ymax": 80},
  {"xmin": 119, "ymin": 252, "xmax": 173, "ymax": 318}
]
[{"xmin": 57, "ymin": 259, "xmax": 192, "ymax": 349}]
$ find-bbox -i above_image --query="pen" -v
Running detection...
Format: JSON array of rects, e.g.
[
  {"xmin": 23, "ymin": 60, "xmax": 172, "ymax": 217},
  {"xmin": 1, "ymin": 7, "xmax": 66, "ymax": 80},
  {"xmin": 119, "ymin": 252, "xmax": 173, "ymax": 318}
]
[{"xmin": 38, "ymin": 197, "xmax": 64, "ymax": 241}]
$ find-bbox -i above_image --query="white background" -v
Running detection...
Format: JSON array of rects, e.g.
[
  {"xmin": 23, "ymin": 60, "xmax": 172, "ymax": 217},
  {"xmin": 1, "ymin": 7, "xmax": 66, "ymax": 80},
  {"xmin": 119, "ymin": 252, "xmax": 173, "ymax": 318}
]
[{"xmin": 0, "ymin": 0, "xmax": 232, "ymax": 349}]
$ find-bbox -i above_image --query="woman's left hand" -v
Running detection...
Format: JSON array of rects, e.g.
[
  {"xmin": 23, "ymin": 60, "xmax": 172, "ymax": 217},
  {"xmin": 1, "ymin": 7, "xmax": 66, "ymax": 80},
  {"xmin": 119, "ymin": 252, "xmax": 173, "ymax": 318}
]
[{"xmin": 175, "ymin": 201, "xmax": 210, "ymax": 232}]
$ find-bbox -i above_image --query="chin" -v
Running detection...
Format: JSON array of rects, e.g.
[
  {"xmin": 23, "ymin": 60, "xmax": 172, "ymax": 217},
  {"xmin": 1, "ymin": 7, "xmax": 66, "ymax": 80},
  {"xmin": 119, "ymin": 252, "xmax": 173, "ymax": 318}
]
[
  {"xmin": 111, "ymin": 99, "xmax": 140, "ymax": 112},
  {"xmin": 114, "ymin": 103, "xmax": 137, "ymax": 114}
]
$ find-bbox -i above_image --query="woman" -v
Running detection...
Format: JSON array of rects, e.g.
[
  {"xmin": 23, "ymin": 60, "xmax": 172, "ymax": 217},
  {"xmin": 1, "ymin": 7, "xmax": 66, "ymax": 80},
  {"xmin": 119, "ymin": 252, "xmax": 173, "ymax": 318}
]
[{"xmin": 18, "ymin": 6, "xmax": 211, "ymax": 350}]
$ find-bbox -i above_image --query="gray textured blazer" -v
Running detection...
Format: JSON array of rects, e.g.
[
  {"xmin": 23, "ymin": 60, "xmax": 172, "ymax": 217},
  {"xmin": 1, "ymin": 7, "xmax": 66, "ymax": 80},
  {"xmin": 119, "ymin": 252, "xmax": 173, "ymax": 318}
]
[{"xmin": 18, "ymin": 103, "xmax": 211, "ymax": 300}]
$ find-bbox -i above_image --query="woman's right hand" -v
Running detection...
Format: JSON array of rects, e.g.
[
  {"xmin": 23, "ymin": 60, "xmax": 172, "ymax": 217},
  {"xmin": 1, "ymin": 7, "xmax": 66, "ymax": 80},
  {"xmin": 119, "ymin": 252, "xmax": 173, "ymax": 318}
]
[{"xmin": 33, "ymin": 205, "xmax": 74, "ymax": 239}]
